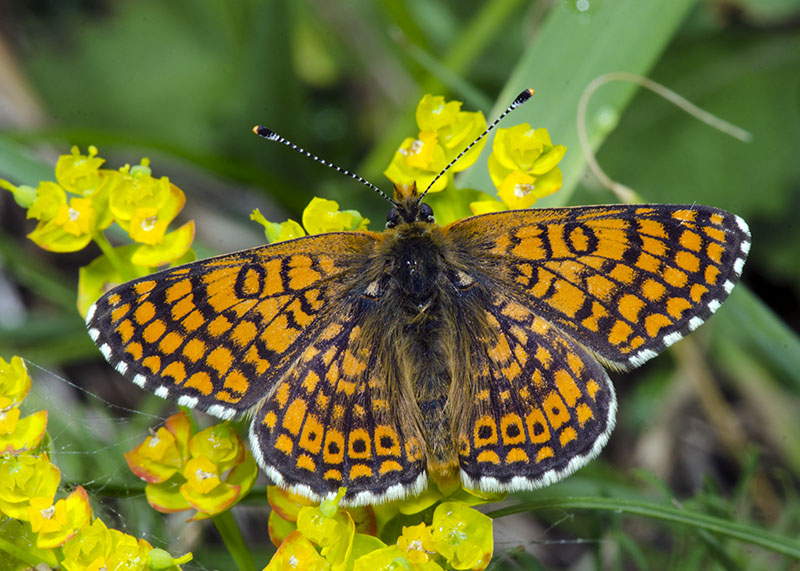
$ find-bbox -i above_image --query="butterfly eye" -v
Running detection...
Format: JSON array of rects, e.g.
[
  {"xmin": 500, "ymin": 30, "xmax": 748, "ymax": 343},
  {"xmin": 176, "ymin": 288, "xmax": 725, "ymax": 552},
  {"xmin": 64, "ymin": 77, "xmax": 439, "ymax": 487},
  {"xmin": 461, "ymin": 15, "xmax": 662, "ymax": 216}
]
[
  {"xmin": 419, "ymin": 203, "xmax": 434, "ymax": 222},
  {"xmin": 386, "ymin": 207, "xmax": 400, "ymax": 228}
]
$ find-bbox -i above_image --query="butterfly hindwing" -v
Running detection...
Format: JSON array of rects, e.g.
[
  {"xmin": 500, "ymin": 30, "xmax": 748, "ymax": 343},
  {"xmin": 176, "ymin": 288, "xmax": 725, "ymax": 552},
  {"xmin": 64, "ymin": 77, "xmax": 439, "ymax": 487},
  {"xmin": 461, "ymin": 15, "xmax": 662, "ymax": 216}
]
[
  {"xmin": 447, "ymin": 204, "xmax": 750, "ymax": 369},
  {"xmin": 86, "ymin": 232, "xmax": 378, "ymax": 419}
]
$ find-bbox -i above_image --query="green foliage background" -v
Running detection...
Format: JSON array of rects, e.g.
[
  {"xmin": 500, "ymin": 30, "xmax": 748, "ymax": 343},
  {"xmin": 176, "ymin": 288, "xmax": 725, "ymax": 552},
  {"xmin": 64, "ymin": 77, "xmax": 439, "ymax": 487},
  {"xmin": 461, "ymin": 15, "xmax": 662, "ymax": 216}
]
[{"xmin": 1, "ymin": 0, "xmax": 799, "ymax": 568}]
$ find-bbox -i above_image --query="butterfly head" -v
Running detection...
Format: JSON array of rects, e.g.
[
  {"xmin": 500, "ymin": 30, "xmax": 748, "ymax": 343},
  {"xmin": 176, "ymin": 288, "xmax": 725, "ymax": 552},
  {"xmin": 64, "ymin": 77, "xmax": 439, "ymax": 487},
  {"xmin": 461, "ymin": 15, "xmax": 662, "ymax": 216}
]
[{"xmin": 386, "ymin": 182, "xmax": 435, "ymax": 228}]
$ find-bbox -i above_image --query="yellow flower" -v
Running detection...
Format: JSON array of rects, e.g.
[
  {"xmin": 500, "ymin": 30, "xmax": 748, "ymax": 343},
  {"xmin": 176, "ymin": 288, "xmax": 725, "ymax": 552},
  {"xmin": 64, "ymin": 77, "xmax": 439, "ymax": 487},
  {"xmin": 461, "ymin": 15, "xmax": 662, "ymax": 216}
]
[
  {"xmin": 54, "ymin": 145, "xmax": 106, "ymax": 196},
  {"xmin": 0, "ymin": 355, "xmax": 32, "ymax": 410},
  {"xmin": 109, "ymin": 160, "xmax": 171, "ymax": 223},
  {"xmin": 264, "ymin": 530, "xmax": 330, "ymax": 571},
  {"xmin": 27, "ymin": 194, "xmax": 97, "ymax": 252},
  {"xmin": 251, "ymin": 209, "xmax": 307, "ymax": 244},
  {"xmin": 125, "ymin": 411, "xmax": 191, "ymax": 483},
  {"xmin": 385, "ymin": 94, "xmax": 487, "ymax": 194},
  {"xmin": 0, "ymin": 407, "xmax": 47, "ymax": 454},
  {"xmin": 487, "ymin": 123, "xmax": 566, "ymax": 209},
  {"xmin": 430, "ymin": 502, "xmax": 493, "ymax": 570},
  {"xmin": 29, "ymin": 485, "xmax": 92, "ymax": 549},
  {"xmin": 302, "ymin": 197, "xmax": 369, "ymax": 235},
  {"xmin": 397, "ymin": 522, "xmax": 437, "ymax": 565},
  {"xmin": 0, "ymin": 453, "xmax": 60, "ymax": 520}
]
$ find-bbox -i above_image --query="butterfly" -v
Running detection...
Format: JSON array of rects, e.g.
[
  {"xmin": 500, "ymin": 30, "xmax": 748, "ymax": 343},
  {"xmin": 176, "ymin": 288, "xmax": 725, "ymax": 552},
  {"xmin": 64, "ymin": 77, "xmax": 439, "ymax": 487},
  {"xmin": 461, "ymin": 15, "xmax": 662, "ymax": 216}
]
[{"xmin": 86, "ymin": 91, "xmax": 750, "ymax": 506}]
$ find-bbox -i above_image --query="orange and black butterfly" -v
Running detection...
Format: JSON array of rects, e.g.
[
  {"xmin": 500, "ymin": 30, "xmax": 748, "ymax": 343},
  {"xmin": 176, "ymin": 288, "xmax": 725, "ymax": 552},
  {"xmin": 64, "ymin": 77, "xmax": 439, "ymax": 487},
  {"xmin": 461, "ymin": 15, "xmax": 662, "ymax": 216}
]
[{"xmin": 86, "ymin": 90, "xmax": 750, "ymax": 505}]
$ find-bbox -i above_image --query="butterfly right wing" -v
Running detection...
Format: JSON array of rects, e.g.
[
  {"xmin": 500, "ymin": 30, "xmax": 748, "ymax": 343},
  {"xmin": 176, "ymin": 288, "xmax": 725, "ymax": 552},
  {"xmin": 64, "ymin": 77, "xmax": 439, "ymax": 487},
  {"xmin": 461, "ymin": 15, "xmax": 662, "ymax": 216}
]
[{"xmin": 86, "ymin": 232, "xmax": 379, "ymax": 419}]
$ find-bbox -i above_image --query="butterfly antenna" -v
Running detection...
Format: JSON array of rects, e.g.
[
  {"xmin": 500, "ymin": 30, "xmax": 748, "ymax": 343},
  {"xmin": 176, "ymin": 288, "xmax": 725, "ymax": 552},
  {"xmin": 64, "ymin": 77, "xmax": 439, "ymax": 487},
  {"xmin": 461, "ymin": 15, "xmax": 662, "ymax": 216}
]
[
  {"xmin": 419, "ymin": 88, "xmax": 536, "ymax": 201},
  {"xmin": 252, "ymin": 126, "xmax": 395, "ymax": 204}
]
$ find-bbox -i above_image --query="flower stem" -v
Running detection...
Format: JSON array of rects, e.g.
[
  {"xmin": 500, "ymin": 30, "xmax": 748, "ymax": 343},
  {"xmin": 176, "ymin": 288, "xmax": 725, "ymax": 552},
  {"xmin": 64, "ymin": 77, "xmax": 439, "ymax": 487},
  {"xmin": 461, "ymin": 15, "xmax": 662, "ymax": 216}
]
[
  {"xmin": 92, "ymin": 231, "xmax": 130, "ymax": 281},
  {"xmin": 212, "ymin": 510, "xmax": 256, "ymax": 571}
]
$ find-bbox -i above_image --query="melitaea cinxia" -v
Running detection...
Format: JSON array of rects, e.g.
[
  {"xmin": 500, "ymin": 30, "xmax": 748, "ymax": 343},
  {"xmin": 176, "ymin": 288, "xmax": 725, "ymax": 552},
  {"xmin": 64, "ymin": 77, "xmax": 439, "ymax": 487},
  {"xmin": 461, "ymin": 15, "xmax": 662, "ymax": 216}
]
[{"xmin": 86, "ymin": 91, "xmax": 750, "ymax": 506}]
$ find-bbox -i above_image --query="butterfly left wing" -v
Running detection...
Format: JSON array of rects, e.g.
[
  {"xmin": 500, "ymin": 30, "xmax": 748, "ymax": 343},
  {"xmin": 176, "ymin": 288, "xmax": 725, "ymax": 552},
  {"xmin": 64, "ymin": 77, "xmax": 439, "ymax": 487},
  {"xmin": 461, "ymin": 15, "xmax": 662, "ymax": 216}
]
[{"xmin": 86, "ymin": 232, "xmax": 378, "ymax": 419}]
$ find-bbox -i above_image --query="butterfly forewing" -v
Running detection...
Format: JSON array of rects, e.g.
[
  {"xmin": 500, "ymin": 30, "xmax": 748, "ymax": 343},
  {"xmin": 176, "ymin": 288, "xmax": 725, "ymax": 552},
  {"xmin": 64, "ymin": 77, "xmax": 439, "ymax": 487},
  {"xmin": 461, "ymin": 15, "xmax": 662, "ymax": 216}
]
[
  {"xmin": 447, "ymin": 204, "xmax": 750, "ymax": 370},
  {"xmin": 87, "ymin": 232, "xmax": 378, "ymax": 419}
]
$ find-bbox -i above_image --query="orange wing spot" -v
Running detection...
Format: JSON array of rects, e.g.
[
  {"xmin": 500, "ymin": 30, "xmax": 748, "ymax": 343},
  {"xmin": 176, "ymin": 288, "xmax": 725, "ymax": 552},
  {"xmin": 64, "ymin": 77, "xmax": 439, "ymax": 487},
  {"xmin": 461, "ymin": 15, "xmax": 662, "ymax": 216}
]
[
  {"xmin": 319, "ymin": 322, "xmax": 343, "ymax": 340},
  {"xmin": 263, "ymin": 315, "xmax": 297, "ymax": 353},
  {"xmin": 373, "ymin": 399, "xmax": 390, "ymax": 413},
  {"xmin": 288, "ymin": 263, "xmax": 321, "ymax": 291},
  {"xmin": 535, "ymin": 446, "xmax": 555, "ymax": 462},
  {"xmin": 525, "ymin": 408, "xmax": 550, "ymax": 444},
  {"xmin": 474, "ymin": 416, "xmax": 499, "ymax": 447},
  {"xmin": 111, "ymin": 303, "xmax": 131, "ymax": 323},
  {"xmin": 530, "ymin": 267, "xmax": 556, "ymax": 298},
  {"xmin": 642, "ymin": 279, "xmax": 666, "ymax": 301},
  {"xmin": 142, "ymin": 355, "xmax": 161, "ymax": 374},
  {"xmin": 296, "ymin": 454, "xmax": 316, "ymax": 472},
  {"xmin": 666, "ymin": 296, "xmax": 692, "ymax": 319},
  {"xmin": 315, "ymin": 392, "xmax": 329, "ymax": 410},
  {"xmin": 231, "ymin": 320, "xmax": 257, "ymax": 348},
  {"xmin": 512, "ymin": 344, "xmax": 528, "ymax": 368},
  {"xmin": 241, "ymin": 266, "xmax": 267, "ymax": 297},
  {"xmin": 501, "ymin": 361, "xmax": 522, "ymax": 380},
  {"xmin": 349, "ymin": 464, "xmax": 373, "ymax": 479},
  {"xmin": 276, "ymin": 434, "xmax": 293, "ymax": 455},
  {"xmin": 375, "ymin": 426, "xmax": 401, "ymax": 456},
  {"xmin": 348, "ymin": 429, "xmax": 372, "ymax": 460},
  {"xmin": 608, "ymin": 320, "xmax": 633, "ymax": 346},
  {"xmin": 547, "ymin": 280, "xmax": 585, "ymax": 318},
  {"xmin": 182, "ymin": 339, "xmax": 207, "ymax": 363},
  {"xmin": 245, "ymin": 345, "xmax": 270, "ymax": 376},
  {"xmin": 117, "ymin": 319, "xmax": 135, "ymax": 343},
  {"xmin": 505, "ymin": 448, "xmax": 529, "ymax": 463},
  {"xmin": 134, "ymin": 280, "xmax": 156, "ymax": 295},
  {"xmin": 379, "ymin": 460, "xmax": 403, "ymax": 475},
  {"xmin": 518, "ymin": 263, "xmax": 533, "ymax": 278},
  {"xmin": 559, "ymin": 427, "xmax": 577, "ymax": 447},
  {"xmin": 304, "ymin": 289, "xmax": 323, "ymax": 311},
  {"xmin": 208, "ymin": 315, "xmax": 232, "ymax": 337},
  {"xmin": 709, "ymin": 212, "xmax": 724, "ymax": 225},
  {"xmin": 162, "ymin": 361, "xmax": 186, "ymax": 385},
  {"xmin": 690, "ymin": 283, "xmax": 708, "ymax": 303},
  {"xmin": 618, "ymin": 294, "xmax": 645, "ymax": 323},
  {"xmin": 566, "ymin": 351, "xmax": 585, "ymax": 377},
  {"xmin": 543, "ymin": 391, "xmax": 570, "ymax": 430},
  {"xmin": 679, "ymin": 229, "xmax": 703, "ymax": 251},
  {"xmin": 159, "ymin": 331, "xmax": 183, "ymax": 354},
  {"xmin": 250, "ymin": 297, "xmax": 281, "ymax": 323},
  {"xmin": 576, "ymin": 403, "xmax": 594, "ymax": 427},
  {"xmin": 458, "ymin": 433, "xmax": 470, "ymax": 456},
  {"xmin": 475, "ymin": 450, "xmax": 500, "ymax": 465},
  {"xmin": 628, "ymin": 335, "xmax": 645, "ymax": 349},
  {"xmin": 555, "ymin": 370, "xmax": 581, "ymax": 407},
  {"xmin": 501, "ymin": 301, "xmax": 532, "ymax": 321},
  {"xmin": 645, "ymin": 313, "xmax": 672, "ymax": 337},
  {"xmin": 586, "ymin": 275, "xmax": 615, "ymax": 301},
  {"xmin": 324, "ymin": 469, "xmax": 342, "ymax": 481},
  {"xmin": 353, "ymin": 404, "xmax": 366, "ymax": 419},
  {"xmin": 663, "ymin": 267, "xmax": 688, "ymax": 288},
  {"xmin": 181, "ymin": 309, "xmax": 205, "ymax": 333},
  {"xmin": 586, "ymin": 380, "xmax": 600, "ymax": 399},
  {"xmin": 609, "ymin": 263, "xmax": 635, "ymax": 285},
  {"xmin": 500, "ymin": 414, "xmax": 525, "ymax": 445},
  {"xmin": 489, "ymin": 233, "xmax": 511, "ymax": 255},
  {"xmin": 535, "ymin": 346, "xmax": 553, "ymax": 369},
  {"xmin": 595, "ymin": 234, "xmax": 628, "ymax": 262},
  {"xmin": 511, "ymin": 236, "xmax": 547, "ymax": 260},
  {"xmin": 206, "ymin": 346, "xmax": 233, "ymax": 377},
  {"xmin": 302, "ymin": 370, "xmax": 320, "ymax": 393},
  {"xmin": 635, "ymin": 252, "xmax": 661, "ymax": 273},
  {"xmin": 185, "ymin": 371, "xmax": 213, "ymax": 395},
  {"xmin": 299, "ymin": 415, "xmax": 324, "ymax": 454},
  {"xmin": 641, "ymin": 236, "xmax": 667, "ymax": 258},
  {"xmin": 335, "ymin": 377, "xmax": 356, "ymax": 396},
  {"xmin": 263, "ymin": 411, "xmax": 277, "ymax": 429},
  {"xmin": 125, "ymin": 341, "xmax": 143, "ymax": 361},
  {"xmin": 171, "ymin": 297, "xmax": 194, "ymax": 321},
  {"xmin": 676, "ymin": 251, "xmax": 701, "ymax": 272},
  {"xmin": 332, "ymin": 405, "xmax": 345, "ymax": 420},
  {"xmin": 259, "ymin": 259, "xmax": 284, "ymax": 296},
  {"xmin": 216, "ymin": 390, "xmax": 241, "ymax": 403},
  {"xmin": 672, "ymin": 209, "xmax": 697, "ymax": 224},
  {"xmin": 476, "ymin": 389, "xmax": 490, "ymax": 402},
  {"xmin": 487, "ymin": 335, "xmax": 512, "ymax": 363},
  {"xmin": 286, "ymin": 298, "xmax": 313, "ymax": 328},
  {"xmin": 223, "ymin": 369, "xmax": 249, "ymax": 396},
  {"xmin": 342, "ymin": 350, "xmax": 367, "ymax": 377},
  {"xmin": 283, "ymin": 399, "xmax": 307, "ymax": 436},
  {"xmin": 108, "ymin": 293, "xmax": 122, "ymax": 305},
  {"xmin": 706, "ymin": 242, "xmax": 724, "ymax": 264},
  {"xmin": 704, "ymin": 265, "xmax": 720, "ymax": 285},
  {"xmin": 532, "ymin": 369, "xmax": 544, "ymax": 389},
  {"xmin": 509, "ymin": 325, "xmax": 528, "ymax": 345},
  {"xmin": 323, "ymin": 430, "xmax": 345, "ymax": 464},
  {"xmin": 165, "ymin": 279, "xmax": 192, "ymax": 303},
  {"xmin": 133, "ymin": 301, "xmax": 156, "ymax": 325},
  {"xmin": 638, "ymin": 219, "xmax": 667, "ymax": 238}
]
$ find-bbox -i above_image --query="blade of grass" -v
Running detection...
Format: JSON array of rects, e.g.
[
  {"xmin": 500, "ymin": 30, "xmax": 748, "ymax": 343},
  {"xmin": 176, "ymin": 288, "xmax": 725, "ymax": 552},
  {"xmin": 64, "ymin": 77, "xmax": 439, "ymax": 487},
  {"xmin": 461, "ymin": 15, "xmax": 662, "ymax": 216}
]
[{"xmin": 487, "ymin": 496, "xmax": 800, "ymax": 560}]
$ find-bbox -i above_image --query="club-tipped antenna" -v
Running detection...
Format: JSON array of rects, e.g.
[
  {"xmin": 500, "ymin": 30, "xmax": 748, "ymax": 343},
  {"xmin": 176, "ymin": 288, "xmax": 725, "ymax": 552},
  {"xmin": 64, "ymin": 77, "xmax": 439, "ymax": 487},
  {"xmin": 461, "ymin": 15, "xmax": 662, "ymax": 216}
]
[
  {"xmin": 252, "ymin": 126, "xmax": 394, "ymax": 204},
  {"xmin": 419, "ymin": 88, "xmax": 536, "ymax": 201}
]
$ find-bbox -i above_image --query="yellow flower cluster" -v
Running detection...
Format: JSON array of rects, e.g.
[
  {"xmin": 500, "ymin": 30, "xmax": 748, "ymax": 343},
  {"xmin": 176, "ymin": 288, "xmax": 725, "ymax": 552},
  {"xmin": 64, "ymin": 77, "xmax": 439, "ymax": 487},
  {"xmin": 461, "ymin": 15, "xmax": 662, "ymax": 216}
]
[
  {"xmin": 125, "ymin": 411, "xmax": 258, "ymax": 520},
  {"xmin": 0, "ymin": 146, "xmax": 196, "ymax": 316},
  {"xmin": 0, "ymin": 356, "xmax": 191, "ymax": 569},
  {"xmin": 251, "ymin": 196, "xmax": 370, "ymax": 244},
  {"xmin": 265, "ymin": 487, "xmax": 494, "ymax": 571}
]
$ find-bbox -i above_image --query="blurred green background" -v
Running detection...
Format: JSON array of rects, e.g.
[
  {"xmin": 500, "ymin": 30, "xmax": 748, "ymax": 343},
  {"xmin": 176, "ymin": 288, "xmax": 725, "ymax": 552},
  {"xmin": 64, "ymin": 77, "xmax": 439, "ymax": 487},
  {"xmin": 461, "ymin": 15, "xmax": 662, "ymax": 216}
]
[{"xmin": 1, "ymin": 0, "xmax": 799, "ymax": 568}]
